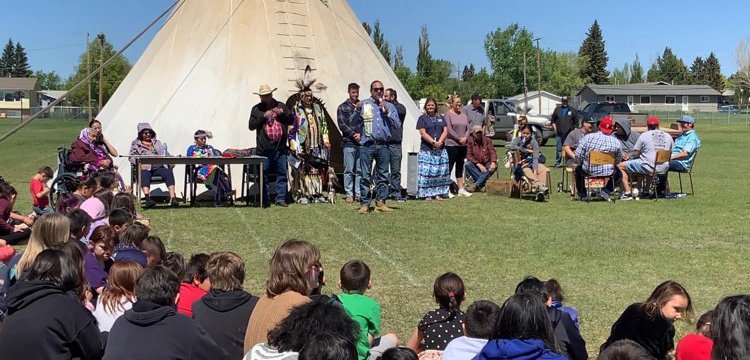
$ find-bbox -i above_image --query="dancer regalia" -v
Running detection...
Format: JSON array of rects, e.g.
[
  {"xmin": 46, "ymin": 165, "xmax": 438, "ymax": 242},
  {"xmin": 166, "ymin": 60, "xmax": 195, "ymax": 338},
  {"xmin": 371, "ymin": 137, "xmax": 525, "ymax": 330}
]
[{"xmin": 286, "ymin": 66, "xmax": 332, "ymax": 204}]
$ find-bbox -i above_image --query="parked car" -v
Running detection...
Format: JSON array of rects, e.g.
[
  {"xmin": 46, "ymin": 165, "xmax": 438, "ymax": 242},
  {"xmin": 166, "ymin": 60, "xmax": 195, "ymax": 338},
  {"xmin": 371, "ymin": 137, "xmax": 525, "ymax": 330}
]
[
  {"xmin": 480, "ymin": 99, "xmax": 554, "ymax": 145},
  {"xmin": 718, "ymin": 105, "xmax": 740, "ymax": 114}
]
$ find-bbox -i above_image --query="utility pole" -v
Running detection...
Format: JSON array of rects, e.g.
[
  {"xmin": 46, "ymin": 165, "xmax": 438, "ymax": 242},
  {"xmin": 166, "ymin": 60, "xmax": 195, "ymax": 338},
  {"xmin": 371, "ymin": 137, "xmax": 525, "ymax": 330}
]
[
  {"xmin": 86, "ymin": 33, "xmax": 92, "ymax": 122},
  {"xmin": 534, "ymin": 37, "xmax": 542, "ymax": 114},
  {"xmin": 523, "ymin": 52, "xmax": 529, "ymax": 111},
  {"xmin": 97, "ymin": 33, "xmax": 105, "ymax": 114}
]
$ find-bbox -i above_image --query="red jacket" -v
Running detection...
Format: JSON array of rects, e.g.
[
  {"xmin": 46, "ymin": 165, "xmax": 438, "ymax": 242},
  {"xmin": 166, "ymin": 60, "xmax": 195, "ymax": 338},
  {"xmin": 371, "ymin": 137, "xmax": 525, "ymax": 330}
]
[
  {"xmin": 466, "ymin": 135, "xmax": 497, "ymax": 165},
  {"xmin": 675, "ymin": 333, "xmax": 712, "ymax": 360},
  {"xmin": 70, "ymin": 138, "xmax": 111, "ymax": 167}
]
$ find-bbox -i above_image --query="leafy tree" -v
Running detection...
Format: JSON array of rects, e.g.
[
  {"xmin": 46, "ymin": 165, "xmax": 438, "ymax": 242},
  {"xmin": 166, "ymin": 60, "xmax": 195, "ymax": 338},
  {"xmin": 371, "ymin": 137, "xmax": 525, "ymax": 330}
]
[
  {"xmin": 64, "ymin": 37, "xmax": 132, "ymax": 107},
  {"xmin": 484, "ymin": 23, "xmax": 535, "ymax": 97},
  {"xmin": 0, "ymin": 39, "xmax": 15, "ymax": 77},
  {"xmin": 34, "ymin": 70, "xmax": 63, "ymax": 89},
  {"xmin": 372, "ymin": 21, "xmax": 391, "ymax": 66},
  {"xmin": 704, "ymin": 52, "xmax": 723, "ymax": 91},
  {"xmin": 417, "ymin": 26, "xmax": 432, "ymax": 78},
  {"xmin": 610, "ymin": 62, "xmax": 630, "ymax": 85},
  {"xmin": 12, "ymin": 42, "xmax": 31, "ymax": 77},
  {"xmin": 541, "ymin": 51, "xmax": 585, "ymax": 96},
  {"xmin": 578, "ymin": 20, "xmax": 609, "ymax": 84},
  {"xmin": 630, "ymin": 55, "xmax": 644, "ymax": 83}
]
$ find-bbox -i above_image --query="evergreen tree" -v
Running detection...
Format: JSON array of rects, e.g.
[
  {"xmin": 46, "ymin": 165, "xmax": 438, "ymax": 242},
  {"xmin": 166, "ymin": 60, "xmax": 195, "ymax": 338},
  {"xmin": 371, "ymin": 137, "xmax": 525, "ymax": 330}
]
[
  {"xmin": 393, "ymin": 46, "xmax": 404, "ymax": 70},
  {"xmin": 705, "ymin": 52, "xmax": 723, "ymax": 91},
  {"xmin": 362, "ymin": 22, "xmax": 372, "ymax": 36},
  {"xmin": 578, "ymin": 20, "xmax": 609, "ymax": 84},
  {"xmin": 646, "ymin": 60, "xmax": 661, "ymax": 82},
  {"xmin": 12, "ymin": 42, "xmax": 31, "ymax": 77},
  {"xmin": 656, "ymin": 47, "xmax": 689, "ymax": 84},
  {"xmin": 462, "ymin": 64, "xmax": 475, "ymax": 81},
  {"xmin": 630, "ymin": 54, "xmax": 644, "ymax": 83},
  {"xmin": 690, "ymin": 56, "xmax": 706, "ymax": 85},
  {"xmin": 0, "ymin": 39, "xmax": 15, "ymax": 77},
  {"xmin": 417, "ymin": 26, "xmax": 432, "ymax": 78},
  {"xmin": 372, "ymin": 21, "xmax": 391, "ymax": 66}
]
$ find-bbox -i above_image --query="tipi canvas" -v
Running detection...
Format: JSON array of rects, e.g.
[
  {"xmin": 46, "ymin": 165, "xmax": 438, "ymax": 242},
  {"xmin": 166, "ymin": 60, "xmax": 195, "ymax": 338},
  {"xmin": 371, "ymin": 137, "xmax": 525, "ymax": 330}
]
[{"xmin": 99, "ymin": 0, "xmax": 421, "ymax": 194}]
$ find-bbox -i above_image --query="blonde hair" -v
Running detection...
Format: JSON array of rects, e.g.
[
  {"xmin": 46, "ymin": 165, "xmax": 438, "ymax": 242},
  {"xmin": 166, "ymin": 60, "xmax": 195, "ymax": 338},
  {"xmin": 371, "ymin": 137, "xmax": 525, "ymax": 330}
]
[
  {"xmin": 448, "ymin": 94, "xmax": 462, "ymax": 107},
  {"xmin": 266, "ymin": 239, "xmax": 320, "ymax": 297},
  {"xmin": 207, "ymin": 252, "xmax": 245, "ymax": 292},
  {"xmin": 17, "ymin": 213, "xmax": 70, "ymax": 275}
]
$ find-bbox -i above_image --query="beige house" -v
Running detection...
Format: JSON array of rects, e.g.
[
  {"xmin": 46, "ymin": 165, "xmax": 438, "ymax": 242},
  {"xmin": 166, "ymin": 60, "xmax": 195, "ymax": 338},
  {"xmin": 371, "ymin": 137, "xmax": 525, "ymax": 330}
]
[
  {"xmin": 0, "ymin": 77, "xmax": 39, "ymax": 118},
  {"xmin": 576, "ymin": 82, "xmax": 721, "ymax": 113}
]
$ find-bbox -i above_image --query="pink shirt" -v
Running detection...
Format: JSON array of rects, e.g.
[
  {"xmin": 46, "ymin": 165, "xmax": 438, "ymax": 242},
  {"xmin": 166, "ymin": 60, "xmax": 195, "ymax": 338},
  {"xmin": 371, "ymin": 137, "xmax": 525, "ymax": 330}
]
[{"xmin": 444, "ymin": 110, "xmax": 470, "ymax": 147}]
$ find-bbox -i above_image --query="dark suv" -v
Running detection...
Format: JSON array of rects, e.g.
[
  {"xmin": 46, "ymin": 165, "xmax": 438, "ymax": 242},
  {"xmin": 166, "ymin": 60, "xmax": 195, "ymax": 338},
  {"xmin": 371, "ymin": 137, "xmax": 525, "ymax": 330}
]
[{"xmin": 580, "ymin": 102, "xmax": 631, "ymax": 122}]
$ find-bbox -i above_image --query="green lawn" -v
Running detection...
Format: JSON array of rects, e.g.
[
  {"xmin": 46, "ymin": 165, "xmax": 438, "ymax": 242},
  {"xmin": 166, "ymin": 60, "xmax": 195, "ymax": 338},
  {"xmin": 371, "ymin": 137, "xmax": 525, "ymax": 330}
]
[{"xmin": 1, "ymin": 118, "xmax": 749, "ymax": 355}]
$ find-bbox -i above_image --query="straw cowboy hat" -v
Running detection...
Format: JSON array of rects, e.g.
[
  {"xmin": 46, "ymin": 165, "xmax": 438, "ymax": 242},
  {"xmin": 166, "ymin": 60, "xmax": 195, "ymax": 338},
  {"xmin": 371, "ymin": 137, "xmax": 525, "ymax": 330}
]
[{"xmin": 253, "ymin": 84, "xmax": 277, "ymax": 96}]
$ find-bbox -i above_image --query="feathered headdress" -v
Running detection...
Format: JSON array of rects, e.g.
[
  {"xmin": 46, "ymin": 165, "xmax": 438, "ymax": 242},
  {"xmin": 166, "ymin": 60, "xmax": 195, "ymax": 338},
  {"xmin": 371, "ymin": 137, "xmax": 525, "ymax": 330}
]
[{"xmin": 295, "ymin": 65, "xmax": 327, "ymax": 92}]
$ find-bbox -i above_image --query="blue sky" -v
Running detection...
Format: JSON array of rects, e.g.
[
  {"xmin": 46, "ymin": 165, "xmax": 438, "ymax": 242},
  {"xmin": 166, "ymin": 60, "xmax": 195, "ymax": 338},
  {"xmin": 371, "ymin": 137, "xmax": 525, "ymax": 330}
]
[{"xmin": 1, "ymin": 0, "xmax": 747, "ymax": 80}]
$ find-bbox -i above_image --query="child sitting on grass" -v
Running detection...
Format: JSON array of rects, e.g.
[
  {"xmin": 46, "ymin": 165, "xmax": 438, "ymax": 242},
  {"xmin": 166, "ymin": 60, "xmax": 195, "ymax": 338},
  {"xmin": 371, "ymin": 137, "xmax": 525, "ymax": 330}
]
[
  {"xmin": 545, "ymin": 278, "xmax": 580, "ymax": 330},
  {"xmin": 29, "ymin": 166, "xmax": 54, "ymax": 216},
  {"xmin": 140, "ymin": 236, "xmax": 166, "ymax": 268},
  {"xmin": 177, "ymin": 253, "xmax": 210, "ymax": 317},
  {"xmin": 443, "ymin": 300, "xmax": 501, "ymax": 360},
  {"xmin": 675, "ymin": 310, "xmax": 713, "ymax": 360},
  {"xmin": 113, "ymin": 222, "xmax": 149, "ymax": 267},
  {"xmin": 84, "ymin": 225, "xmax": 116, "ymax": 295},
  {"xmin": 336, "ymin": 260, "xmax": 398, "ymax": 360},
  {"xmin": 108, "ymin": 208, "xmax": 133, "ymax": 238},
  {"xmin": 407, "ymin": 272, "xmax": 467, "ymax": 356},
  {"xmin": 93, "ymin": 261, "xmax": 142, "ymax": 332}
]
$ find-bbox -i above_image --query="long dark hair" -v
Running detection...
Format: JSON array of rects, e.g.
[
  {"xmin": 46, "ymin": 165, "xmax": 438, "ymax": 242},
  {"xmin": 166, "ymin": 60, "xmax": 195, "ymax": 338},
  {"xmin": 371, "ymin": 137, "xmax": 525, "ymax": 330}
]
[
  {"xmin": 26, "ymin": 247, "xmax": 85, "ymax": 299},
  {"xmin": 711, "ymin": 295, "xmax": 750, "ymax": 360},
  {"xmin": 492, "ymin": 293, "xmax": 559, "ymax": 353}
]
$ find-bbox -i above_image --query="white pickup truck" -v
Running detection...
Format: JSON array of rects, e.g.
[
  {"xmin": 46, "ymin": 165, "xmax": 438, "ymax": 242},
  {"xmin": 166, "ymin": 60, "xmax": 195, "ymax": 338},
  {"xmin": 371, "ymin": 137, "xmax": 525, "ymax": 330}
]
[{"xmin": 479, "ymin": 99, "xmax": 554, "ymax": 145}]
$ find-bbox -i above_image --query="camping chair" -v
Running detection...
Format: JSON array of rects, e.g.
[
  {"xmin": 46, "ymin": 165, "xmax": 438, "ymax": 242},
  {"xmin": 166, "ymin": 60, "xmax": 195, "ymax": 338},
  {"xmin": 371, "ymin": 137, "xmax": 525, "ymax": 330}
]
[
  {"xmin": 184, "ymin": 164, "xmax": 233, "ymax": 206},
  {"xmin": 583, "ymin": 151, "xmax": 616, "ymax": 202},
  {"xmin": 649, "ymin": 149, "xmax": 672, "ymax": 202},
  {"xmin": 668, "ymin": 152, "xmax": 697, "ymax": 195}
]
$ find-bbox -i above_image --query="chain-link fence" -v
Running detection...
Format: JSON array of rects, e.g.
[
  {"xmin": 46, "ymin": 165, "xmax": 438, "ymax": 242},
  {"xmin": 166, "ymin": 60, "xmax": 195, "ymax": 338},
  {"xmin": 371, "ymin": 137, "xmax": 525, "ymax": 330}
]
[{"xmin": 639, "ymin": 107, "xmax": 750, "ymax": 126}]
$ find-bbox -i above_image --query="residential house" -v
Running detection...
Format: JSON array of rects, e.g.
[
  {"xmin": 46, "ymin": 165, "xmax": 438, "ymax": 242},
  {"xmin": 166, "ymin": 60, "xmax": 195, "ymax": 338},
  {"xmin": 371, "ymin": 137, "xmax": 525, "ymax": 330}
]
[
  {"xmin": 507, "ymin": 90, "xmax": 562, "ymax": 116},
  {"xmin": 0, "ymin": 77, "xmax": 39, "ymax": 118},
  {"xmin": 576, "ymin": 82, "xmax": 721, "ymax": 113}
]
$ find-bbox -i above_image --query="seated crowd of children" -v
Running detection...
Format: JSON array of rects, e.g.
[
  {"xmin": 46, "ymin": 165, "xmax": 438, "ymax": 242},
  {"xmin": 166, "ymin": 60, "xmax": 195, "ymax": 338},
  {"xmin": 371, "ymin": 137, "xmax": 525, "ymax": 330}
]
[{"xmin": 0, "ymin": 173, "xmax": 748, "ymax": 360}]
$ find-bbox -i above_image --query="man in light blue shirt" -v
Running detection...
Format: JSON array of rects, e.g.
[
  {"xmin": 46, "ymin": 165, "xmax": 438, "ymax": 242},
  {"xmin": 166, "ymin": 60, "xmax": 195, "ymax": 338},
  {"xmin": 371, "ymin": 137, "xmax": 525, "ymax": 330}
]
[
  {"xmin": 355, "ymin": 80, "xmax": 400, "ymax": 214},
  {"xmin": 669, "ymin": 115, "xmax": 701, "ymax": 172}
]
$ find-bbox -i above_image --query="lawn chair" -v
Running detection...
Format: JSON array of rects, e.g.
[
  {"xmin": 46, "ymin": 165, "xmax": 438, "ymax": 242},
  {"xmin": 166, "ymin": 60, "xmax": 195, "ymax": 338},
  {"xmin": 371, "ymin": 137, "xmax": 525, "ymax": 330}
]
[
  {"xmin": 668, "ymin": 152, "xmax": 697, "ymax": 195},
  {"xmin": 583, "ymin": 151, "xmax": 616, "ymax": 202}
]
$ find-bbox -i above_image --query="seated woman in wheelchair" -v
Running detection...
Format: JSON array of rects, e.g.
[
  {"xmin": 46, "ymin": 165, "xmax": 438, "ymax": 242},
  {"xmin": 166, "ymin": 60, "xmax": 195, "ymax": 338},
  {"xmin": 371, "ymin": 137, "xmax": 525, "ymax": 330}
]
[
  {"xmin": 508, "ymin": 125, "xmax": 550, "ymax": 198},
  {"xmin": 186, "ymin": 130, "xmax": 232, "ymax": 206},
  {"xmin": 128, "ymin": 123, "xmax": 178, "ymax": 208},
  {"xmin": 70, "ymin": 120, "xmax": 128, "ymax": 191}
]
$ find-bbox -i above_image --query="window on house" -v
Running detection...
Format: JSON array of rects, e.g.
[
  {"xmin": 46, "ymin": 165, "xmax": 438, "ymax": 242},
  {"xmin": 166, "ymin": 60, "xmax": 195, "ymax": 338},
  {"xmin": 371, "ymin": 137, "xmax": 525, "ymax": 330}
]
[
  {"xmin": 605, "ymin": 95, "xmax": 616, "ymax": 102},
  {"xmin": 665, "ymin": 96, "xmax": 676, "ymax": 104},
  {"xmin": 640, "ymin": 96, "xmax": 651, "ymax": 104},
  {"xmin": 700, "ymin": 96, "xmax": 710, "ymax": 103}
]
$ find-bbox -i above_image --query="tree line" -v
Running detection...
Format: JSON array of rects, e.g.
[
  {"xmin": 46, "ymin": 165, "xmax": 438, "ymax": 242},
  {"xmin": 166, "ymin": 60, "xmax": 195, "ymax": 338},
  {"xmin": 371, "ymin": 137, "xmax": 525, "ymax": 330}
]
[{"xmin": 364, "ymin": 20, "xmax": 735, "ymax": 105}]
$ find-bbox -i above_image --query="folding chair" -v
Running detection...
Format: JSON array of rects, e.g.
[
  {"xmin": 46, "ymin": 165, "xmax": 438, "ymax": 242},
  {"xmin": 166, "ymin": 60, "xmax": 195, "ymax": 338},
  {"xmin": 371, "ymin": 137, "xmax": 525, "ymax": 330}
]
[
  {"xmin": 583, "ymin": 151, "xmax": 616, "ymax": 202},
  {"xmin": 184, "ymin": 164, "xmax": 233, "ymax": 206},
  {"xmin": 131, "ymin": 163, "xmax": 166, "ymax": 201},
  {"xmin": 669, "ymin": 152, "xmax": 697, "ymax": 195},
  {"xmin": 559, "ymin": 152, "xmax": 576, "ymax": 195},
  {"xmin": 650, "ymin": 149, "xmax": 672, "ymax": 202}
]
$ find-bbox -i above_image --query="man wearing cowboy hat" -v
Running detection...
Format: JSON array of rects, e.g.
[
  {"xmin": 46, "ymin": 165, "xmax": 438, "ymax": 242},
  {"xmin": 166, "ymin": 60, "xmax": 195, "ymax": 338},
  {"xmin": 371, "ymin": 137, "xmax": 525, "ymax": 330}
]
[{"xmin": 249, "ymin": 84, "xmax": 295, "ymax": 207}]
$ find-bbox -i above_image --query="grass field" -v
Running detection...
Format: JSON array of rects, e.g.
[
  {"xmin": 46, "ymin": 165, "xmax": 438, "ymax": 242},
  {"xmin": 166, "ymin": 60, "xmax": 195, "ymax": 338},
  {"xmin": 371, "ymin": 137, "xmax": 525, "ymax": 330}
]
[{"xmin": 1, "ymin": 117, "xmax": 749, "ymax": 355}]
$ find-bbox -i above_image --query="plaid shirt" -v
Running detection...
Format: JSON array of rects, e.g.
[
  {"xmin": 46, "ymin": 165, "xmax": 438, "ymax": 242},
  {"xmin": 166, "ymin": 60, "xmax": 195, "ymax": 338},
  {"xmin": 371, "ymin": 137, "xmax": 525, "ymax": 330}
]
[
  {"xmin": 575, "ymin": 132, "xmax": 622, "ymax": 176},
  {"xmin": 264, "ymin": 116, "xmax": 283, "ymax": 142}
]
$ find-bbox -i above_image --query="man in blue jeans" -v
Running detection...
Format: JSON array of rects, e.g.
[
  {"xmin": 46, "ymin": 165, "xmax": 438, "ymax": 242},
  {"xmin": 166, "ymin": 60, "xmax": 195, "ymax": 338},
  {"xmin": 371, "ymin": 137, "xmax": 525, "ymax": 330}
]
[
  {"xmin": 336, "ymin": 83, "xmax": 362, "ymax": 203},
  {"xmin": 550, "ymin": 96, "xmax": 577, "ymax": 167},
  {"xmin": 385, "ymin": 88, "xmax": 406, "ymax": 202},
  {"xmin": 464, "ymin": 125, "xmax": 497, "ymax": 192},
  {"xmin": 248, "ymin": 84, "xmax": 295, "ymax": 207},
  {"xmin": 355, "ymin": 81, "xmax": 400, "ymax": 214}
]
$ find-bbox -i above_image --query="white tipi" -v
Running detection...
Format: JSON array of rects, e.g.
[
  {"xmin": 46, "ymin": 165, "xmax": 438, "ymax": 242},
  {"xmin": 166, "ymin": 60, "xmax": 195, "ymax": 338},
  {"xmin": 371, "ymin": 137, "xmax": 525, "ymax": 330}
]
[{"xmin": 99, "ymin": 0, "xmax": 420, "ymax": 192}]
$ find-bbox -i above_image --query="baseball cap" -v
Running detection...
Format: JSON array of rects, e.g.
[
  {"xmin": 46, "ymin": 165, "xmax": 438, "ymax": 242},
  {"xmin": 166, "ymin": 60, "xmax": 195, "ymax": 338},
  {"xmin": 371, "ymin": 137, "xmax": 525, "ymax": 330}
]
[
  {"xmin": 647, "ymin": 116, "xmax": 660, "ymax": 126},
  {"xmin": 585, "ymin": 117, "xmax": 598, "ymax": 124},
  {"xmin": 599, "ymin": 117, "xmax": 614, "ymax": 135},
  {"xmin": 561, "ymin": 96, "xmax": 569, "ymax": 101},
  {"xmin": 679, "ymin": 115, "xmax": 695, "ymax": 124}
]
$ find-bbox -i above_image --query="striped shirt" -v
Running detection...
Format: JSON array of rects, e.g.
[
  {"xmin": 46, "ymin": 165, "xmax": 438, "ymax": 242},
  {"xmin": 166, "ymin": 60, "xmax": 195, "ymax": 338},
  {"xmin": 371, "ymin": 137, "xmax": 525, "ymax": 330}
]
[{"xmin": 575, "ymin": 132, "xmax": 622, "ymax": 176}]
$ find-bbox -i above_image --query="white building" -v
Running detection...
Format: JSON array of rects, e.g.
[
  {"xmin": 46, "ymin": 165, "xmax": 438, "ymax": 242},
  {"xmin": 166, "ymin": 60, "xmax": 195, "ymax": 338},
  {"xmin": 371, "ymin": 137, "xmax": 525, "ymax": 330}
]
[{"xmin": 507, "ymin": 91, "xmax": 562, "ymax": 116}]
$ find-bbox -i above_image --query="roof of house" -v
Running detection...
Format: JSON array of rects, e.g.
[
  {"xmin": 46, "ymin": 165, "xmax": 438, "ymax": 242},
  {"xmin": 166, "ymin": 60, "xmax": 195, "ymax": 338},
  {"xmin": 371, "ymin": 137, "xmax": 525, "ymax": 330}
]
[
  {"xmin": 507, "ymin": 90, "xmax": 562, "ymax": 102},
  {"xmin": 39, "ymin": 90, "xmax": 67, "ymax": 99},
  {"xmin": 579, "ymin": 83, "xmax": 721, "ymax": 96},
  {"xmin": 0, "ymin": 77, "xmax": 38, "ymax": 91}
]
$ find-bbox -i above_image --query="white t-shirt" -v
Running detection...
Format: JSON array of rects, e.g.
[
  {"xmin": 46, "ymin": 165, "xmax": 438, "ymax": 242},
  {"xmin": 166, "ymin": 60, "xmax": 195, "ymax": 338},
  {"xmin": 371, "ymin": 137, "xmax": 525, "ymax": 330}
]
[
  {"xmin": 634, "ymin": 129, "xmax": 674, "ymax": 174},
  {"xmin": 93, "ymin": 295, "xmax": 134, "ymax": 332},
  {"xmin": 442, "ymin": 336, "xmax": 488, "ymax": 360}
]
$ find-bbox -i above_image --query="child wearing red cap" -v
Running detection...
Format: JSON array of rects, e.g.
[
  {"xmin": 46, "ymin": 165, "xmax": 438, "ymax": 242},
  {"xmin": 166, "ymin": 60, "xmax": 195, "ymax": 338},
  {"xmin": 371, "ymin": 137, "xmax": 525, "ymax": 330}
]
[{"xmin": 675, "ymin": 310, "xmax": 713, "ymax": 360}]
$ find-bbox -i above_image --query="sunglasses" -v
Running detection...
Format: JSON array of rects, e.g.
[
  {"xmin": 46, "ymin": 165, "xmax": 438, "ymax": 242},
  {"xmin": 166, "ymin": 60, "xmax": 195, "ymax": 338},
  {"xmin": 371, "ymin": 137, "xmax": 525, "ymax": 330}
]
[
  {"xmin": 373, "ymin": 87, "xmax": 384, "ymax": 92},
  {"xmin": 195, "ymin": 136, "xmax": 207, "ymax": 140}
]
